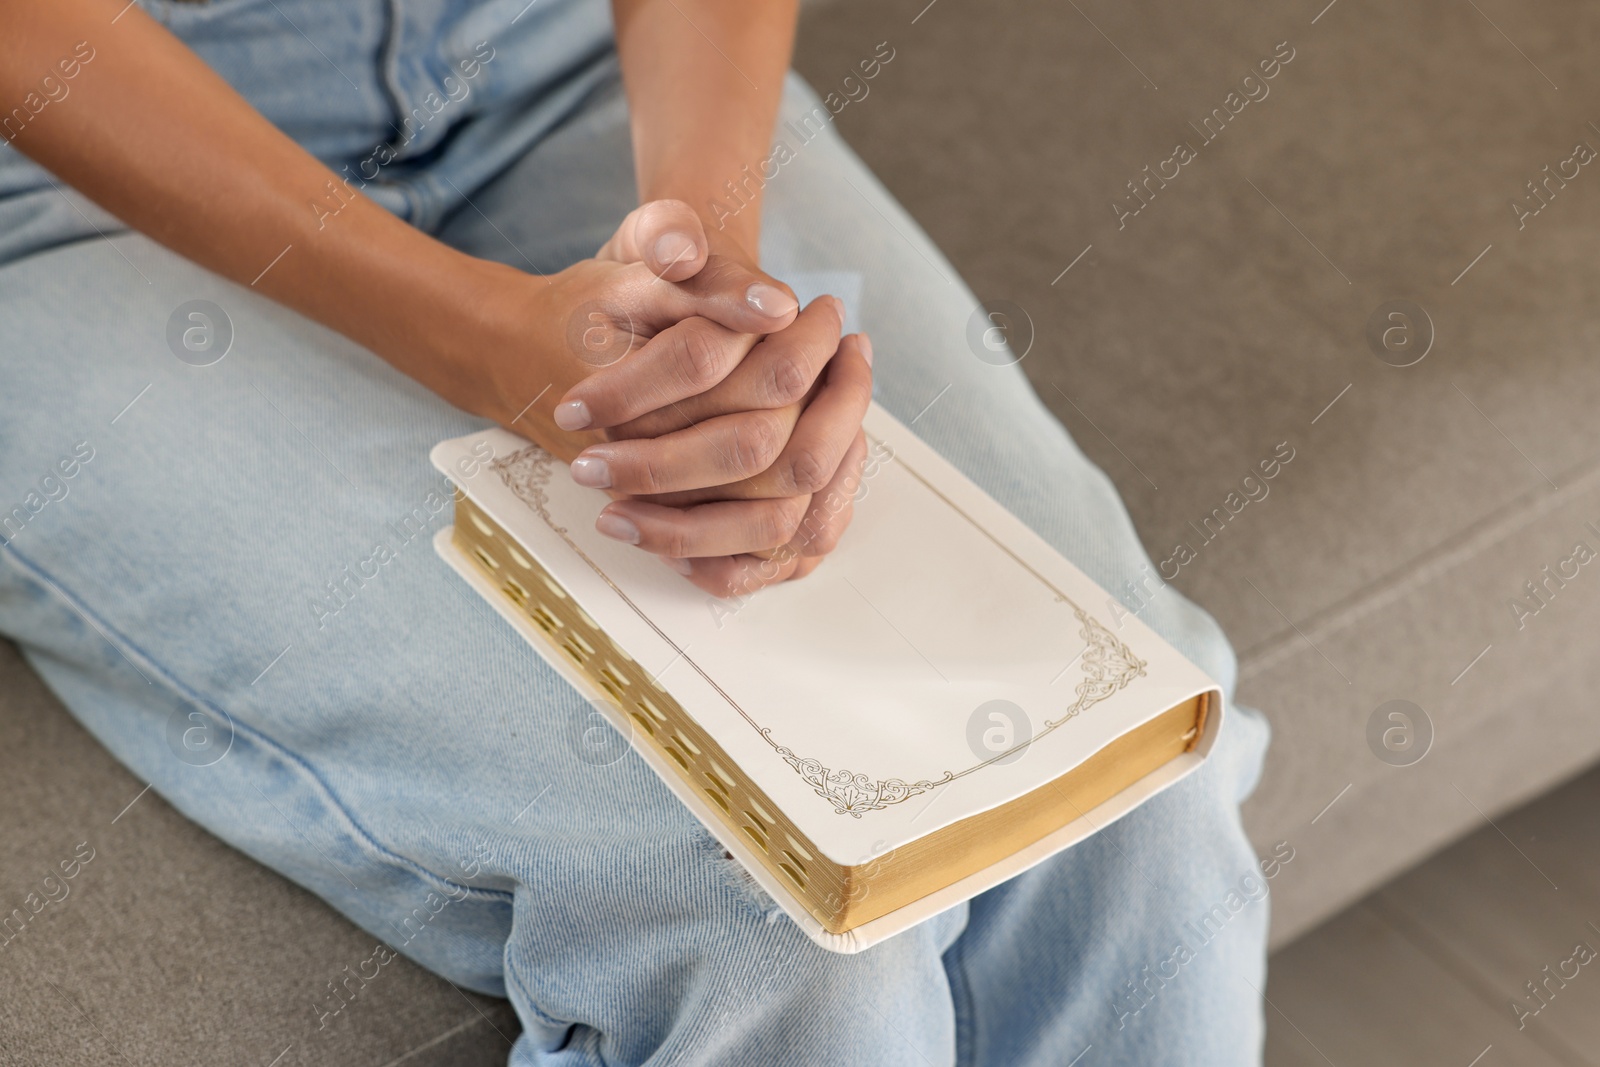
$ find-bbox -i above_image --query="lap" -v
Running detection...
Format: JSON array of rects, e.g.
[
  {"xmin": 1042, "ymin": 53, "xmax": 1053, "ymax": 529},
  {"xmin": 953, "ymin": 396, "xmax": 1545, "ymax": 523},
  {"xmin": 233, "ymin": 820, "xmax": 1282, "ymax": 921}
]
[{"xmin": 0, "ymin": 71, "xmax": 1266, "ymax": 1066}]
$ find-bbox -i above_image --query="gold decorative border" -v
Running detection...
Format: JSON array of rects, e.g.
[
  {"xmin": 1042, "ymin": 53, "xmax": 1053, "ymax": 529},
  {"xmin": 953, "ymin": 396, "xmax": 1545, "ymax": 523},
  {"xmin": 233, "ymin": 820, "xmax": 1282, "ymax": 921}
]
[{"xmin": 488, "ymin": 438, "xmax": 1147, "ymax": 817}]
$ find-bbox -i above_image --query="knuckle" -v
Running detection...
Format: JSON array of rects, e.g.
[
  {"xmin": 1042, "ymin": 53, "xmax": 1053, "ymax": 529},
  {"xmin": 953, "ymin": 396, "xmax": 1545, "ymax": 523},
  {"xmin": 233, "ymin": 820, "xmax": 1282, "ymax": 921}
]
[
  {"xmin": 662, "ymin": 528, "xmax": 694, "ymax": 561},
  {"xmin": 637, "ymin": 456, "xmax": 670, "ymax": 495},
  {"xmin": 672, "ymin": 322, "xmax": 727, "ymax": 389},
  {"xmin": 733, "ymin": 414, "xmax": 785, "ymax": 474},
  {"xmin": 784, "ymin": 444, "xmax": 831, "ymax": 494},
  {"xmin": 801, "ymin": 478, "xmax": 855, "ymax": 554},
  {"xmin": 806, "ymin": 514, "xmax": 846, "ymax": 556},
  {"xmin": 683, "ymin": 255, "xmax": 746, "ymax": 300},
  {"xmin": 760, "ymin": 498, "xmax": 808, "ymax": 549},
  {"xmin": 766, "ymin": 350, "xmax": 812, "ymax": 406},
  {"xmin": 789, "ymin": 505, "xmax": 827, "ymax": 553},
  {"xmin": 698, "ymin": 256, "xmax": 746, "ymax": 287}
]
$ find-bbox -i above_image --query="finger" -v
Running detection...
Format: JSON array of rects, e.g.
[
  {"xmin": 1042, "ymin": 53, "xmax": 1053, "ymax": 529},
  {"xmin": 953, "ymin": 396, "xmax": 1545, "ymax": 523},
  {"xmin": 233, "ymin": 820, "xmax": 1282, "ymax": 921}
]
[
  {"xmin": 553, "ymin": 260, "xmax": 806, "ymax": 432},
  {"xmin": 595, "ymin": 495, "xmax": 809, "ymax": 558},
  {"xmin": 666, "ymin": 433, "xmax": 864, "ymax": 587},
  {"xmin": 738, "ymin": 332, "xmax": 874, "ymax": 498},
  {"xmin": 678, "ymin": 255, "xmax": 801, "ymax": 332},
  {"xmin": 603, "ymin": 254, "xmax": 799, "ymax": 338},
  {"xmin": 555, "ymin": 315, "xmax": 754, "ymax": 431},
  {"xmin": 595, "ymin": 199, "xmax": 708, "ymax": 281},
  {"xmin": 673, "ymin": 550, "xmax": 804, "ymax": 599},
  {"xmin": 778, "ymin": 429, "xmax": 868, "ymax": 561},
  {"xmin": 751, "ymin": 429, "xmax": 864, "ymax": 562},
  {"xmin": 636, "ymin": 332, "xmax": 874, "ymax": 507},
  {"xmin": 613, "ymin": 295, "xmax": 844, "ymax": 439},
  {"xmin": 569, "ymin": 407, "xmax": 798, "ymax": 495}
]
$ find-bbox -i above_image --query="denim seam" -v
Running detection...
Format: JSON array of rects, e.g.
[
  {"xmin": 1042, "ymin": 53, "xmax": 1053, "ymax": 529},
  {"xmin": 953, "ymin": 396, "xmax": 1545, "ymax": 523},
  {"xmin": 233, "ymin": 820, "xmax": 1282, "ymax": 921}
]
[
  {"xmin": 942, "ymin": 940, "xmax": 978, "ymax": 1067},
  {"xmin": 504, "ymin": 964, "xmax": 609, "ymax": 1067},
  {"xmin": 694, "ymin": 825, "xmax": 781, "ymax": 924},
  {"xmin": 0, "ymin": 542, "xmax": 515, "ymax": 908}
]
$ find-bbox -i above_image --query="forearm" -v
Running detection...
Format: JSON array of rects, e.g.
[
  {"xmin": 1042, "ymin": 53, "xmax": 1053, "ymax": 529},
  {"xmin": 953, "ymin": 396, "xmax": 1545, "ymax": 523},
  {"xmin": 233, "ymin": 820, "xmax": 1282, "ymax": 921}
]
[
  {"xmin": 612, "ymin": 0, "xmax": 798, "ymax": 262},
  {"xmin": 0, "ymin": 0, "xmax": 499, "ymax": 405}
]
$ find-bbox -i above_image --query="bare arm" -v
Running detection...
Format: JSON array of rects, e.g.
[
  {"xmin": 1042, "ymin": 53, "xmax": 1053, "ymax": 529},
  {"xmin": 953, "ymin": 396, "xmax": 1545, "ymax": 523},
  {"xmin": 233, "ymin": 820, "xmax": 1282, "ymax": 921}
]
[
  {"xmin": 1, "ymin": 0, "xmax": 487, "ymax": 400},
  {"xmin": 0, "ymin": 0, "xmax": 790, "ymax": 455},
  {"xmin": 594, "ymin": 0, "xmax": 875, "ymax": 591},
  {"xmin": 2, "ymin": 0, "xmax": 864, "ymax": 593},
  {"xmin": 612, "ymin": 0, "xmax": 799, "ymax": 264}
]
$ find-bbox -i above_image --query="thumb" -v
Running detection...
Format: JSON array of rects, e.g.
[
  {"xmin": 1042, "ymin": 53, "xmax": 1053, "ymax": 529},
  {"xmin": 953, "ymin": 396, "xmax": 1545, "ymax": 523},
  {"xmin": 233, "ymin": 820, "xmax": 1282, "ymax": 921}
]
[{"xmin": 596, "ymin": 199, "xmax": 709, "ymax": 282}]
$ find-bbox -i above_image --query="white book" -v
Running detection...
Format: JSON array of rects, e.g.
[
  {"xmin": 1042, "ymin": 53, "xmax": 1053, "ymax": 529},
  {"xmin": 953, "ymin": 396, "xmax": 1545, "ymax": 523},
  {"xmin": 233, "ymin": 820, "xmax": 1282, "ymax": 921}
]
[{"xmin": 432, "ymin": 402, "xmax": 1221, "ymax": 953}]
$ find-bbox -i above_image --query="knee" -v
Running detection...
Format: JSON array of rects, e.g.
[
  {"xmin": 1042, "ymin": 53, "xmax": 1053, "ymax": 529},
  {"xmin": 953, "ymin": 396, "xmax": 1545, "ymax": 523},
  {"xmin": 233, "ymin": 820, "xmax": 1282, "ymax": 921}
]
[{"xmin": 501, "ymin": 826, "xmax": 957, "ymax": 1065}]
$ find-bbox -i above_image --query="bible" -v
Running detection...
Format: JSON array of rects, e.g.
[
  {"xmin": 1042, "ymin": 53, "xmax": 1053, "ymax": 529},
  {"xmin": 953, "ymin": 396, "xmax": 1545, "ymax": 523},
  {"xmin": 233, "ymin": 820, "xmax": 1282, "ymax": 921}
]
[{"xmin": 432, "ymin": 402, "xmax": 1221, "ymax": 953}]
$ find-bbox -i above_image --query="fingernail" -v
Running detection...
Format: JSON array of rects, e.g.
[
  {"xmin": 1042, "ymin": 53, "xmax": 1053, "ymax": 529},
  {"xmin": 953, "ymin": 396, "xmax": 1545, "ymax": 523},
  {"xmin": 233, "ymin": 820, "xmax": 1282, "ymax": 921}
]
[
  {"xmin": 595, "ymin": 511, "xmax": 640, "ymax": 544},
  {"xmin": 829, "ymin": 295, "xmax": 845, "ymax": 320},
  {"xmin": 553, "ymin": 400, "xmax": 591, "ymax": 431},
  {"xmin": 664, "ymin": 556, "xmax": 693, "ymax": 575},
  {"xmin": 858, "ymin": 333, "xmax": 874, "ymax": 366},
  {"xmin": 569, "ymin": 454, "xmax": 611, "ymax": 488},
  {"xmin": 746, "ymin": 283, "xmax": 798, "ymax": 318},
  {"xmin": 653, "ymin": 232, "xmax": 696, "ymax": 268}
]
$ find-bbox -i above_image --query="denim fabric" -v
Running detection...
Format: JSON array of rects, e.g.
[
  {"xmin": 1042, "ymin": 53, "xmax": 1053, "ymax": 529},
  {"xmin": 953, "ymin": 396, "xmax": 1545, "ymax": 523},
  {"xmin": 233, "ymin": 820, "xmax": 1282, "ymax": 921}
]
[
  {"xmin": 0, "ymin": 0, "xmax": 616, "ymax": 261},
  {"xmin": 0, "ymin": 3, "xmax": 1271, "ymax": 1063}
]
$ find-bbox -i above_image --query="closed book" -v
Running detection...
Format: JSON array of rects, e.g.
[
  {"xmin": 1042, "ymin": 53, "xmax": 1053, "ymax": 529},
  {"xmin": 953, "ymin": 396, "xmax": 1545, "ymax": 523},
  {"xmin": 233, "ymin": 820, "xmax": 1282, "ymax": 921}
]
[{"xmin": 431, "ymin": 402, "xmax": 1221, "ymax": 953}]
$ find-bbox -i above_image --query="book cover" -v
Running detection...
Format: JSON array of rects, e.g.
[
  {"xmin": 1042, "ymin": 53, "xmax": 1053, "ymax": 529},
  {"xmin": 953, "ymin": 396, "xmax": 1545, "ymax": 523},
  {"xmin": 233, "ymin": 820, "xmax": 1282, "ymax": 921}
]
[{"xmin": 432, "ymin": 402, "xmax": 1221, "ymax": 952}]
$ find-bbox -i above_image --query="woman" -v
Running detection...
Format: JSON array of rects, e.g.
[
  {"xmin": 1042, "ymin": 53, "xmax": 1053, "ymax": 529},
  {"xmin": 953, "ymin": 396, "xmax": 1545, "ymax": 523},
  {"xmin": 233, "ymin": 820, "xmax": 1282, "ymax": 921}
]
[{"xmin": 0, "ymin": 0, "xmax": 1270, "ymax": 1063}]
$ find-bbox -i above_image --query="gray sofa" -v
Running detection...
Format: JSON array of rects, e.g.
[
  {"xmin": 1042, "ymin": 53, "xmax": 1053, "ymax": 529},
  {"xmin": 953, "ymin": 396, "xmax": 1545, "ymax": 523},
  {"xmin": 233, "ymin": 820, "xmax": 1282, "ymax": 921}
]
[
  {"xmin": 795, "ymin": 0, "xmax": 1600, "ymax": 949},
  {"xmin": 7, "ymin": 0, "xmax": 1600, "ymax": 1062}
]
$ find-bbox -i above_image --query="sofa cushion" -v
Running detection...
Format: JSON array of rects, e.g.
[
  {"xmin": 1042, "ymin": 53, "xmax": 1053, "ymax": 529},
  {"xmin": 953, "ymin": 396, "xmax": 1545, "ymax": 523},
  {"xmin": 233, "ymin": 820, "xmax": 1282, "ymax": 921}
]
[{"xmin": 0, "ymin": 640, "xmax": 519, "ymax": 1067}]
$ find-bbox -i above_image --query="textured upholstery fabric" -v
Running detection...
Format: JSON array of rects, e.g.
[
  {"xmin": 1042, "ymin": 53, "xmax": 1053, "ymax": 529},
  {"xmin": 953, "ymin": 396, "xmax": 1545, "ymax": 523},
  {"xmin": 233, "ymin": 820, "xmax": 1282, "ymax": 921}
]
[
  {"xmin": 0, "ymin": 641, "xmax": 521, "ymax": 1066},
  {"xmin": 792, "ymin": 0, "xmax": 1600, "ymax": 947}
]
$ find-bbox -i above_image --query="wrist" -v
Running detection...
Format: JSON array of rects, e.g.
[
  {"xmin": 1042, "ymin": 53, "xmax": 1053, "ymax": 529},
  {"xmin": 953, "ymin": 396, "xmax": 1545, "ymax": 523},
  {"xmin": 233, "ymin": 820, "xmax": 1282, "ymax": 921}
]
[
  {"xmin": 402, "ymin": 252, "xmax": 605, "ymax": 459},
  {"xmin": 374, "ymin": 243, "xmax": 517, "ymax": 410},
  {"xmin": 357, "ymin": 231, "xmax": 550, "ymax": 437}
]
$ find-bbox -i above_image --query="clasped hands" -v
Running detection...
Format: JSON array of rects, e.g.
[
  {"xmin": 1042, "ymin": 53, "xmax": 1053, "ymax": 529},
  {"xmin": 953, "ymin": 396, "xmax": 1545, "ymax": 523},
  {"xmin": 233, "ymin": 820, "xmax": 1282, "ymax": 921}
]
[{"xmin": 479, "ymin": 200, "xmax": 872, "ymax": 599}]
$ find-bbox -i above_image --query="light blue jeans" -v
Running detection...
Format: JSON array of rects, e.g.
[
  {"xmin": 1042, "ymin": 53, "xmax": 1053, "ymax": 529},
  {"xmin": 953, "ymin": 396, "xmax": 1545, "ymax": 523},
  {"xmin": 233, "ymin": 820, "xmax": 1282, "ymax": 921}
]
[{"xmin": 0, "ymin": 1, "xmax": 1271, "ymax": 1063}]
